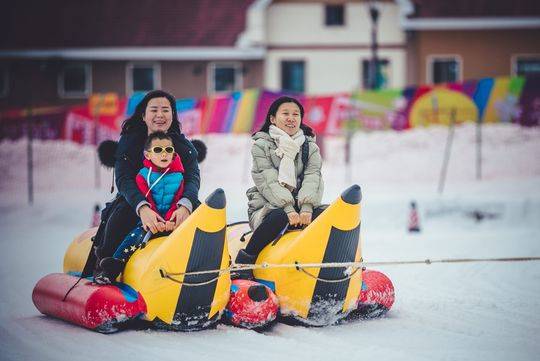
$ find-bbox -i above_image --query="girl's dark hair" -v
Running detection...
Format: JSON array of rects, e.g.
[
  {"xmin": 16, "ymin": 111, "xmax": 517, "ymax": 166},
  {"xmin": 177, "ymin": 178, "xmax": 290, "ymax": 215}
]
[
  {"xmin": 121, "ymin": 90, "xmax": 181, "ymax": 135},
  {"xmin": 257, "ymin": 96, "xmax": 314, "ymax": 137},
  {"xmin": 144, "ymin": 131, "xmax": 172, "ymax": 151}
]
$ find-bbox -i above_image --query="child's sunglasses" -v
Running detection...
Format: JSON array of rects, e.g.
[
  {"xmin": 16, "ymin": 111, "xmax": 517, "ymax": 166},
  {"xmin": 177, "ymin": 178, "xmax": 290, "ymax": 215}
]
[{"xmin": 149, "ymin": 146, "xmax": 174, "ymax": 154}]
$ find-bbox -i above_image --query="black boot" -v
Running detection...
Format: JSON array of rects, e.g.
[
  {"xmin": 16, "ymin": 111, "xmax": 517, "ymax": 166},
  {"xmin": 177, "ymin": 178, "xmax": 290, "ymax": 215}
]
[
  {"xmin": 232, "ymin": 249, "xmax": 257, "ymax": 280},
  {"xmin": 94, "ymin": 257, "xmax": 125, "ymax": 285}
]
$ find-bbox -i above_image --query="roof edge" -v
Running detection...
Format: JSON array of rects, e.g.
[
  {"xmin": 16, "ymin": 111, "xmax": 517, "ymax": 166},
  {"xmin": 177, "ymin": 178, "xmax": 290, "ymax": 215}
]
[
  {"xmin": 401, "ymin": 17, "xmax": 540, "ymax": 30},
  {"xmin": 0, "ymin": 47, "xmax": 266, "ymax": 60}
]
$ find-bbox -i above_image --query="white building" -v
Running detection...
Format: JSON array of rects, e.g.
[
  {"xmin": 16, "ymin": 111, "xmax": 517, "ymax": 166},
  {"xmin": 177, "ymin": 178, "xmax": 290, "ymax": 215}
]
[{"xmin": 259, "ymin": 0, "xmax": 406, "ymax": 94}]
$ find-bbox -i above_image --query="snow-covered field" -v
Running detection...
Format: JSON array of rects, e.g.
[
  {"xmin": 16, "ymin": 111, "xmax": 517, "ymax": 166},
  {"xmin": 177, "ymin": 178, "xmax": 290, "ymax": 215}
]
[{"xmin": 1, "ymin": 123, "xmax": 539, "ymax": 361}]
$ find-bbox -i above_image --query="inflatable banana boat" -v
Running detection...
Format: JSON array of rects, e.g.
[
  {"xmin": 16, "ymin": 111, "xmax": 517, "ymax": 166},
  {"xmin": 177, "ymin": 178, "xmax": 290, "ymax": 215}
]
[{"xmin": 32, "ymin": 186, "xmax": 394, "ymax": 332}]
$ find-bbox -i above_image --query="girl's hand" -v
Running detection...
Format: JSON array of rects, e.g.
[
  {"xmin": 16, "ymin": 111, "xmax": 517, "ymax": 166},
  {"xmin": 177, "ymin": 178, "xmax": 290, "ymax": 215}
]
[
  {"xmin": 139, "ymin": 205, "xmax": 166, "ymax": 234},
  {"xmin": 287, "ymin": 211, "xmax": 300, "ymax": 226},
  {"xmin": 299, "ymin": 212, "xmax": 312, "ymax": 226},
  {"xmin": 169, "ymin": 206, "xmax": 191, "ymax": 229}
]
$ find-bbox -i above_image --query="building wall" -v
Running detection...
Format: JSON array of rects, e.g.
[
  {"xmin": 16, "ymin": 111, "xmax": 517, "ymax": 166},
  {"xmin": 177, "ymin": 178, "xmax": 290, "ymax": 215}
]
[
  {"xmin": 416, "ymin": 29, "xmax": 540, "ymax": 84},
  {"xmin": 161, "ymin": 61, "xmax": 208, "ymax": 99},
  {"xmin": 1, "ymin": 60, "xmax": 72, "ymax": 109},
  {"xmin": 0, "ymin": 60, "xmax": 128, "ymax": 109},
  {"xmin": 0, "ymin": 59, "xmax": 264, "ymax": 110},
  {"xmin": 267, "ymin": 1, "xmax": 403, "ymax": 45},
  {"xmin": 93, "ymin": 61, "xmax": 126, "ymax": 96},
  {"xmin": 161, "ymin": 60, "xmax": 263, "ymax": 98},
  {"xmin": 265, "ymin": 48, "xmax": 406, "ymax": 94},
  {"xmin": 242, "ymin": 60, "xmax": 264, "ymax": 89},
  {"xmin": 265, "ymin": 1, "xmax": 406, "ymax": 93}
]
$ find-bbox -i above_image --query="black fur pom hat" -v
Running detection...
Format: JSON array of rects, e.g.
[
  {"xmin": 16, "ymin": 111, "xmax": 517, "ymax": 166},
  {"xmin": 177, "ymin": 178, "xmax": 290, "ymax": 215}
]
[
  {"xmin": 97, "ymin": 140, "xmax": 118, "ymax": 169},
  {"xmin": 191, "ymin": 139, "xmax": 207, "ymax": 163}
]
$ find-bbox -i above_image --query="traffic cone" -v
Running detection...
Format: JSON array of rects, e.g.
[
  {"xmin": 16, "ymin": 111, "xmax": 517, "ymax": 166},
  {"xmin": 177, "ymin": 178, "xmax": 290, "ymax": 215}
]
[{"xmin": 408, "ymin": 201, "xmax": 420, "ymax": 232}]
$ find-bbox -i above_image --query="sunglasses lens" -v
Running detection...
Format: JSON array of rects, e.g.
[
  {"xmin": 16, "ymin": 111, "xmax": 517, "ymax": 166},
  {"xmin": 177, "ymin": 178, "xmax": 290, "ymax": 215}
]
[
  {"xmin": 152, "ymin": 147, "xmax": 163, "ymax": 153},
  {"xmin": 165, "ymin": 147, "xmax": 174, "ymax": 154}
]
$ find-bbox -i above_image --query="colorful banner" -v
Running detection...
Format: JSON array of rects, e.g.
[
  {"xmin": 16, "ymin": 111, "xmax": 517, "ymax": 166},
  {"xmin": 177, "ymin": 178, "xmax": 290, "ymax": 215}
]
[
  {"xmin": 0, "ymin": 107, "xmax": 67, "ymax": 141},
  {"xmin": 518, "ymin": 76, "xmax": 540, "ymax": 127},
  {"xmin": 64, "ymin": 98, "xmax": 127, "ymax": 144},
  {"xmin": 1, "ymin": 76, "xmax": 539, "ymax": 144}
]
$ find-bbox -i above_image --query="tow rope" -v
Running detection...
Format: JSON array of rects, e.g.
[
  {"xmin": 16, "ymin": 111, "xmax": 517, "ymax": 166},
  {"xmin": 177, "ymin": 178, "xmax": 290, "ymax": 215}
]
[{"xmin": 158, "ymin": 256, "xmax": 540, "ymax": 286}]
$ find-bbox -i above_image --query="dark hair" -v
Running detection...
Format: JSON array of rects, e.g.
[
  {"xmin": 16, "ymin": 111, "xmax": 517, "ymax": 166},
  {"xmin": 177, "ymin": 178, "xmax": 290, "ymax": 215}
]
[
  {"xmin": 121, "ymin": 90, "xmax": 181, "ymax": 135},
  {"xmin": 144, "ymin": 131, "xmax": 172, "ymax": 151},
  {"xmin": 257, "ymin": 96, "xmax": 314, "ymax": 137}
]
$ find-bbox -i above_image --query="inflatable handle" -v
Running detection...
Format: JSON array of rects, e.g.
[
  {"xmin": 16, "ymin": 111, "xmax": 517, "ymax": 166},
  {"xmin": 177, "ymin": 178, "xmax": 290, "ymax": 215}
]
[{"xmin": 159, "ymin": 268, "xmax": 221, "ymax": 287}]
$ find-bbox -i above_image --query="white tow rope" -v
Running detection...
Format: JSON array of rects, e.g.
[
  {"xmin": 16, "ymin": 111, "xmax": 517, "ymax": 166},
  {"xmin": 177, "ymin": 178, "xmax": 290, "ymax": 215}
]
[{"xmin": 159, "ymin": 256, "xmax": 540, "ymax": 284}]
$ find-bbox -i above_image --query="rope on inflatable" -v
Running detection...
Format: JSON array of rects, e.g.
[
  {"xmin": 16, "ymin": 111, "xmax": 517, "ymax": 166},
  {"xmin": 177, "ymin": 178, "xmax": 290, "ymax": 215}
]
[
  {"xmin": 159, "ymin": 268, "xmax": 222, "ymax": 286},
  {"xmin": 160, "ymin": 256, "xmax": 540, "ymax": 285},
  {"xmin": 294, "ymin": 261, "xmax": 362, "ymax": 283}
]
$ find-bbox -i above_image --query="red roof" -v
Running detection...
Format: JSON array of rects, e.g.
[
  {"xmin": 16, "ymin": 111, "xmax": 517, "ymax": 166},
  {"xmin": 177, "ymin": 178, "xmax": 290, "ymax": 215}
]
[
  {"xmin": 409, "ymin": 0, "xmax": 540, "ymax": 18},
  {"xmin": 1, "ymin": 0, "xmax": 254, "ymax": 49}
]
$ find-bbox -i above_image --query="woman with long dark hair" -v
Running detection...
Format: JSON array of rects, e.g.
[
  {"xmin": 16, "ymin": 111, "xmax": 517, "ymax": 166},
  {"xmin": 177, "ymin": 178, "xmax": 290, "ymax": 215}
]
[
  {"xmin": 235, "ymin": 96, "xmax": 325, "ymax": 279},
  {"xmin": 92, "ymin": 90, "xmax": 200, "ymax": 279}
]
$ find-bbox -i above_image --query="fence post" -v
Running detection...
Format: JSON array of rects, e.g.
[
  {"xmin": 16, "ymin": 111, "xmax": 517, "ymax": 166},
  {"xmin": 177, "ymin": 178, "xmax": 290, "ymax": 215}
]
[
  {"xmin": 345, "ymin": 129, "xmax": 352, "ymax": 184},
  {"xmin": 26, "ymin": 107, "xmax": 34, "ymax": 205},
  {"xmin": 476, "ymin": 113, "xmax": 482, "ymax": 180},
  {"xmin": 438, "ymin": 107, "xmax": 456, "ymax": 194},
  {"xmin": 92, "ymin": 96, "xmax": 103, "ymax": 189}
]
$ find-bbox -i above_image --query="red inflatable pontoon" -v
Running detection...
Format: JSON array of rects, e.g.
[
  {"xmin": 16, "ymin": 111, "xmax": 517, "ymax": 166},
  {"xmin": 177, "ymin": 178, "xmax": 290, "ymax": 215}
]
[{"xmin": 32, "ymin": 273, "xmax": 147, "ymax": 333}]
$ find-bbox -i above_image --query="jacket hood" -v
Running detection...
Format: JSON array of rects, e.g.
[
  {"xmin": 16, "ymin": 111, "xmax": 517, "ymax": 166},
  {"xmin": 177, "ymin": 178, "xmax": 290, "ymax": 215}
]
[{"xmin": 142, "ymin": 153, "xmax": 185, "ymax": 173}]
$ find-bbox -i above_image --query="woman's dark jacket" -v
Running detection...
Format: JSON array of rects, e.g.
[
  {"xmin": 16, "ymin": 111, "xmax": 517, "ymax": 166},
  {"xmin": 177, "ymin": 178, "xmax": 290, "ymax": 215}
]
[{"xmin": 114, "ymin": 130, "xmax": 201, "ymax": 212}]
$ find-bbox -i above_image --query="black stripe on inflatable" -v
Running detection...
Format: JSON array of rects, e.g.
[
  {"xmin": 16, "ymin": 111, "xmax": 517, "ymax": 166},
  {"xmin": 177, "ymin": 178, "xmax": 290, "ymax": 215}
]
[
  {"xmin": 307, "ymin": 224, "xmax": 360, "ymax": 323},
  {"xmin": 172, "ymin": 227, "xmax": 226, "ymax": 330}
]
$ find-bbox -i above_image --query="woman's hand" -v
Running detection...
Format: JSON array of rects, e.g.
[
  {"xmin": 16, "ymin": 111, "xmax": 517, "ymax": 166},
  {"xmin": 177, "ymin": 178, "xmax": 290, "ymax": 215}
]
[
  {"xmin": 169, "ymin": 206, "xmax": 191, "ymax": 229},
  {"xmin": 287, "ymin": 211, "xmax": 300, "ymax": 226},
  {"xmin": 164, "ymin": 221, "xmax": 176, "ymax": 232},
  {"xmin": 299, "ymin": 212, "xmax": 312, "ymax": 226},
  {"xmin": 139, "ymin": 205, "xmax": 166, "ymax": 234}
]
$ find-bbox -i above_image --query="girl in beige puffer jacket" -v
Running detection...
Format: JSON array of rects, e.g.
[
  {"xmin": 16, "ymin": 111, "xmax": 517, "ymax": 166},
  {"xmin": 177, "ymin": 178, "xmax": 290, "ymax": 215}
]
[{"xmin": 235, "ymin": 96, "xmax": 325, "ymax": 279}]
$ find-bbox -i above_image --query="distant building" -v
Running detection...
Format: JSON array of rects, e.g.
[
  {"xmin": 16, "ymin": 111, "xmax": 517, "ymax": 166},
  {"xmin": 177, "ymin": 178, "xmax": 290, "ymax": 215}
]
[
  {"xmin": 0, "ymin": 0, "xmax": 263, "ymax": 109},
  {"xmin": 403, "ymin": 0, "xmax": 540, "ymax": 85},
  {"xmin": 264, "ymin": 0, "xmax": 407, "ymax": 94},
  {"xmin": 1, "ymin": 0, "xmax": 539, "ymax": 110}
]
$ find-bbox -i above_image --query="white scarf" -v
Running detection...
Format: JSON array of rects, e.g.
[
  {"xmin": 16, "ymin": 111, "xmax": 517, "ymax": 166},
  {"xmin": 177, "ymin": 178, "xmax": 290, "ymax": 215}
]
[{"xmin": 269, "ymin": 125, "xmax": 306, "ymax": 189}]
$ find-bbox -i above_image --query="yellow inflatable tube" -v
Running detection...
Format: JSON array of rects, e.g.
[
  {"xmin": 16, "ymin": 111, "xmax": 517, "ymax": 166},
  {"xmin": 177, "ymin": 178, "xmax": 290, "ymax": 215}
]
[
  {"xmin": 229, "ymin": 185, "xmax": 363, "ymax": 326},
  {"xmin": 63, "ymin": 189, "xmax": 230, "ymax": 331}
]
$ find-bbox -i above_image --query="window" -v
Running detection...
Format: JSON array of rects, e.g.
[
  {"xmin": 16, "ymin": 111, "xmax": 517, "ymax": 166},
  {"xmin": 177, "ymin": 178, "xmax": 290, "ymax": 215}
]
[
  {"xmin": 281, "ymin": 61, "xmax": 305, "ymax": 93},
  {"xmin": 0, "ymin": 65, "xmax": 7, "ymax": 98},
  {"xmin": 209, "ymin": 63, "xmax": 242, "ymax": 93},
  {"xmin": 325, "ymin": 5, "xmax": 345, "ymax": 26},
  {"xmin": 127, "ymin": 63, "xmax": 161, "ymax": 94},
  {"xmin": 362, "ymin": 59, "xmax": 390, "ymax": 89},
  {"xmin": 58, "ymin": 63, "xmax": 91, "ymax": 98},
  {"xmin": 513, "ymin": 56, "xmax": 540, "ymax": 77},
  {"xmin": 428, "ymin": 56, "xmax": 461, "ymax": 84}
]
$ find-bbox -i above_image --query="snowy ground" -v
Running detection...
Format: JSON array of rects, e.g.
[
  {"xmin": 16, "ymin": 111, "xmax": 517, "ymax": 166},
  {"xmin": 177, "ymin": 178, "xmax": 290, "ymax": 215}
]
[{"xmin": 1, "ymin": 123, "xmax": 539, "ymax": 361}]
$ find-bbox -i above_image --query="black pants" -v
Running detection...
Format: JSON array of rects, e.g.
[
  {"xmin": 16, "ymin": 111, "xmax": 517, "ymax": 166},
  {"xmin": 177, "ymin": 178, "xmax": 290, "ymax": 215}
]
[
  {"xmin": 96, "ymin": 196, "xmax": 140, "ymax": 258},
  {"xmin": 245, "ymin": 206, "xmax": 326, "ymax": 256}
]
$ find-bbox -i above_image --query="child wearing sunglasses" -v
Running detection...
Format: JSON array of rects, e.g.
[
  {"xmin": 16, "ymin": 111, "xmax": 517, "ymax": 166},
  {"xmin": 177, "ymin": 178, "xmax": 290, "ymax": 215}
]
[{"xmin": 94, "ymin": 131, "xmax": 186, "ymax": 284}]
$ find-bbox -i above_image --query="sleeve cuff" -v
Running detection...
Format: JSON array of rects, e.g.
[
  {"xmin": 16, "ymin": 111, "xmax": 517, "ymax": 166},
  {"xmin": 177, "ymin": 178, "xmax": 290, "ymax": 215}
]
[
  {"xmin": 284, "ymin": 204, "xmax": 296, "ymax": 214},
  {"xmin": 300, "ymin": 203, "xmax": 313, "ymax": 214},
  {"xmin": 135, "ymin": 201, "xmax": 150, "ymax": 216},
  {"xmin": 177, "ymin": 197, "xmax": 193, "ymax": 214}
]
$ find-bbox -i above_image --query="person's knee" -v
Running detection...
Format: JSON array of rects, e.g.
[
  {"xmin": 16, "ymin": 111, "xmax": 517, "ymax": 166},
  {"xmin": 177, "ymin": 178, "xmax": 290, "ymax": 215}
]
[
  {"xmin": 267, "ymin": 208, "xmax": 288, "ymax": 224},
  {"xmin": 312, "ymin": 205, "xmax": 328, "ymax": 220}
]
